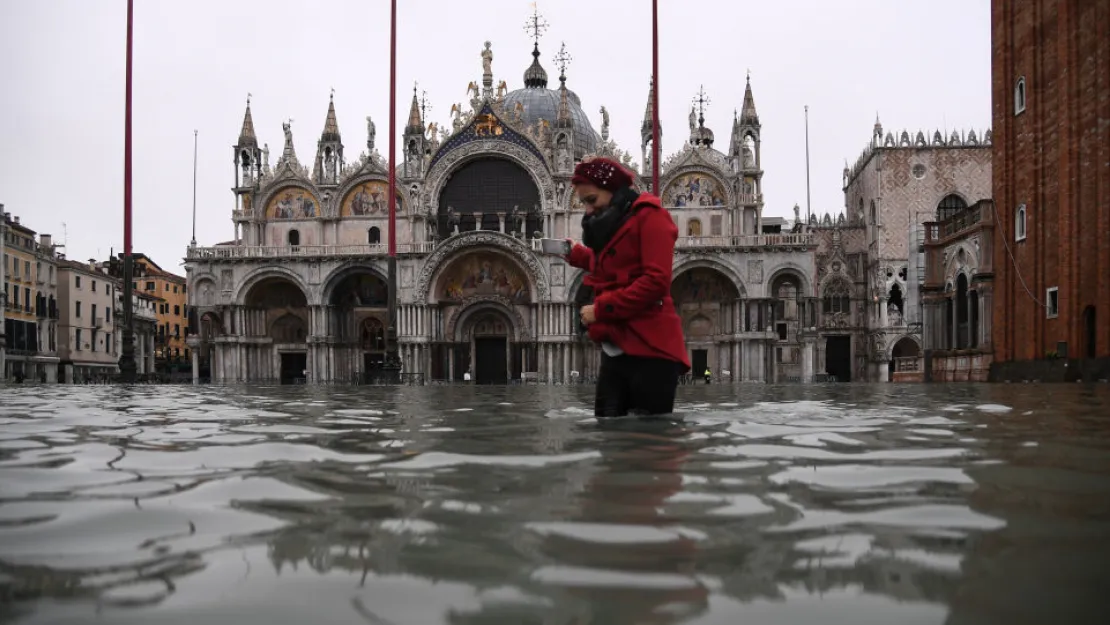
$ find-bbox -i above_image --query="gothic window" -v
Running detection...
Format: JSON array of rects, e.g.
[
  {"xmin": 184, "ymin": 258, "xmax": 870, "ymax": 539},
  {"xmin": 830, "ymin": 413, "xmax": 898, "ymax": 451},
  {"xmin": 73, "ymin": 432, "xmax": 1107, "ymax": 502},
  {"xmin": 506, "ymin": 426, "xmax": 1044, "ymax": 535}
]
[
  {"xmin": 822, "ymin": 280, "xmax": 851, "ymax": 314},
  {"xmin": 288, "ymin": 229, "xmax": 300, "ymax": 246},
  {"xmin": 1014, "ymin": 77, "xmax": 1027, "ymax": 114},
  {"xmin": 936, "ymin": 194, "xmax": 967, "ymax": 222},
  {"xmin": 868, "ymin": 199, "xmax": 876, "ymax": 225},
  {"xmin": 1015, "ymin": 204, "xmax": 1027, "ymax": 242},
  {"xmin": 368, "ymin": 227, "xmax": 381, "ymax": 244},
  {"xmin": 687, "ymin": 218, "xmax": 703, "ymax": 237},
  {"xmin": 270, "ymin": 314, "xmax": 306, "ymax": 343},
  {"xmin": 1046, "ymin": 287, "xmax": 1059, "ymax": 319},
  {"xmin": 437, "ymin": 157, "xmax": 541, "ymax": 239}
]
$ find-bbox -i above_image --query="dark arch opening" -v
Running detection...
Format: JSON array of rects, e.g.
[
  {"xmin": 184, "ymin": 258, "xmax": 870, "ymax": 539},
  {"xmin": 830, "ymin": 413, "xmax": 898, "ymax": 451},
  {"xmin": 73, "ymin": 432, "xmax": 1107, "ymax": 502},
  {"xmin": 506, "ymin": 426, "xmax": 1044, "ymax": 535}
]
[
  {"xmin": 368, "ymin": 227, "xmax": 381, "ymax": 244},
  {"xmin": 956, "ymin": 274, "xmax": 969, "ymax": 349},
  {"xmin": 438, "ymin": 157, "xmax": 541, "ymax": 239},
  {"xmin": 287, "ymin": 229, "xmax": 300, "ymax": 246},
  {"xmin": 936, "ymin": 194, "xmax": 968, "ymax": 222},
  {"xmin": 1084, "ymin": 306, "xmax": 1097, "ymax": 358}
]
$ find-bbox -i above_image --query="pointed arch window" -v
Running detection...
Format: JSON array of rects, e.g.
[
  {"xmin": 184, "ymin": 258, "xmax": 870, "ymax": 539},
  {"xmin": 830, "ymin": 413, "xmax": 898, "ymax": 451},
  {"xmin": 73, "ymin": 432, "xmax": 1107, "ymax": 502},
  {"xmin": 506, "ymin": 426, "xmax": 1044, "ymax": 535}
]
[
  {"xmin": 936, "ymin": 194, "xmax": 968, "ymax": 222},
  {"xmin": 1014, "ymin": 77, "xmax": 1027, "ymax": 115},
  {"xmin": 1015, "ymin": 204, "xmax": 1027, "ymax": 242},
  {"xmin": 822, "ymin": 279, "xmax": 851, "ymax": 314}
]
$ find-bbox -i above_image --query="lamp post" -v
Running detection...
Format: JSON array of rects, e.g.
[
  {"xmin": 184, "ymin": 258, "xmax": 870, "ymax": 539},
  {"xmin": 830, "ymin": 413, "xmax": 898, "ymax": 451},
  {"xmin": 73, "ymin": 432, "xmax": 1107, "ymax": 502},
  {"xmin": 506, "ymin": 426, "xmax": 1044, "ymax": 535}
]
[
  {"xmin": 118, "ymin": 0, "xmax": 137, "ymax": 383},
  {"xmin": 383, "ymin": 0, "xmax": 401, "ymax": 383}
]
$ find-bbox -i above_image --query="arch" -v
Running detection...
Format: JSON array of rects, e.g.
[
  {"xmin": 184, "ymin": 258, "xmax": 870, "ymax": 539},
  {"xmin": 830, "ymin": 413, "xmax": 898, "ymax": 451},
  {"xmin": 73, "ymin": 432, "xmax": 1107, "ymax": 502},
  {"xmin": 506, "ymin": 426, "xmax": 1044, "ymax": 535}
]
[
  {"xmin": 685, "ymin": 314, "xmax": 714, "ymax": 339},
  {"xmin": 671, "ymin": 266, "xmax": 743, "ymax": 304},
  {"xmin": 436, "ymin": 156, "xmax": 541, "ymax": 238},
  {"xmin": 766, "ymin": 264, "xmax": 812, "ymax": 297},
  {"xmin": 319, "ymin": 262, "xmax": 389, "ymax": 306},
  {"xmin": 936, "ymin": 193, "xmax": 969, "ymax": 222},
  {"xmin": 287, "ymin": 229, "xmax": 300, "ymax": 246},
  {"xmin": 1083, "ymin": 306, "xmax": 1097, "ymax": 358},
  {"xmin": 368, "ymin": 226, "xmax": 381, "ymax": 244},
  {"xmin": 423, "ymin": 141, "xmax": 555, "ymax": 224},
  {"xmin": 199, "ymin": 311, "xmax": 223, "ymax": 338},
  {"xmin": 661, "ymin": 169, "xmax": 730, "ymax": 208},
  {"xmin": 821, "ymin": 277, "xmax": 852, "ymax": 315},
  {"xmin": 236, "ymin": 268, "xmax": 311, "ymax": 306},
  {"xmin": 889, "ymin": 336, "xmax": 922, "ymax": 360},
  {"xmin": 414, "ymin": 231, "xmax": 549, "ymax": 304},
  {"xmin": 446, "ymin": 296, "xmax": 529, "ymax": 343},
  {"xmin": 955, "ymin": 273, "xmax": 970, "ymax": 349},
  {"xmin": 360, "ymin": 317, "xmax": 386, "ymax": 351},
  {"xmin": 261, "ymin": 184, "xmax": 321, "ymax": 220},
  {"xmin": 672, "ymin": 258, "xmax": 747, "ymax": 296},
  {"xmin": 1014, "ymin": 76, "xmax": 1027, "ymax": 114},
  {"xmin": 1015, "ymin": 204, "xmax": 1027, "ymax": 241},
  {"xmin": 433, "ymin": 249, "xmax": 532, "ymax": 305},
  {"xmin": 270, "ymin": 313, "xmax": 307, "ymax": 343},
  {"xmin": 338, "ymin": 177, "xmax": 405, "ymax": 217}
]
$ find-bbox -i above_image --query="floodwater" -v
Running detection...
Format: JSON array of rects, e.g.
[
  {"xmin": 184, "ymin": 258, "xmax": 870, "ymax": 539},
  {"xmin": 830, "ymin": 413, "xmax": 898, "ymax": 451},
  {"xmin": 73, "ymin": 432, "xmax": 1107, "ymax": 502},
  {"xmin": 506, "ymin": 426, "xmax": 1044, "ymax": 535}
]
[{"xmin": 1, "ymin": 383, "xmax": 1109, "ymax": 625}]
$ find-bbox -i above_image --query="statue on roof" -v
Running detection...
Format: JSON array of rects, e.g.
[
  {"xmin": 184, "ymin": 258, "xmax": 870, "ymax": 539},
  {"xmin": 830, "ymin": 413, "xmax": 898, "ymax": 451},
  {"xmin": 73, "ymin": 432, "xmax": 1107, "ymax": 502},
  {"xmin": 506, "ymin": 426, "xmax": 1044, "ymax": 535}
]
[{"xmin": 481, "ymin": 41, "xmax": 493, "ymax": 76}]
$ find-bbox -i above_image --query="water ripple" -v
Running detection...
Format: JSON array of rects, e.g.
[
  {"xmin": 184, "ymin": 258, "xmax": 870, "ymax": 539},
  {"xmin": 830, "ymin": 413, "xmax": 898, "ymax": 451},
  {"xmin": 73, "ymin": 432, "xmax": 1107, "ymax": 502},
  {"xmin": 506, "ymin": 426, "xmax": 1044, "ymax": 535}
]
[{"xmin": 2, "ymin": 383, "xmax": 1109, "ymax": 624}]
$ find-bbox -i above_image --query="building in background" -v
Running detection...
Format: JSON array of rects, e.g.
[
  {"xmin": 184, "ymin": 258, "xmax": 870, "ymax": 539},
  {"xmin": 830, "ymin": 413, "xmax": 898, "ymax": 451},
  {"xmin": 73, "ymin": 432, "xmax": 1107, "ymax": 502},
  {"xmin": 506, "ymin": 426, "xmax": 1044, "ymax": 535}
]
[
  {"xmin": 921, "ymin": 200, "xmax": 996, "ymax": 381},
  {"xmin": 841, "ymin": 118, "xmax": 992, "ymax": 382},
  {"xmin": 117, "ymin": 254, "xmax": 189, "ymax": 375},
  {"xmin": 112, "ymin": 289, "xmax": 159, "ymax": 376},
  {"xmin": 990, "ymin": 0, "xmax": 1109, "ymax": 381},
  {"xmin": 56, "ymin": 259, "xmax": 121, "ymax": 382},
  {"xmin": 1, "ymin": 208, "xmax": 61, "ymax": 382},
  {"xmin": 184, "ymin": 27, "xmax": 819, "ymax": 385}
]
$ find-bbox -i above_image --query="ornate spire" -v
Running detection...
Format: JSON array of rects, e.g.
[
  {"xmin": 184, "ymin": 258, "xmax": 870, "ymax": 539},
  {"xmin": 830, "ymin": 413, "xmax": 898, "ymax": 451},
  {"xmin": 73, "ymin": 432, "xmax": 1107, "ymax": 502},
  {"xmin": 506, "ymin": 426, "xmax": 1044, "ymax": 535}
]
[
  {"xmin": 740, "ymin": 73, "xmax": 759, "ymax": 126},
  {"xmin": 693, "ymin": 85, "xmax": 710, "ymax": 129},
  {"xmin": 522, "ymin": 4, "xmax": 549, "ymax": 88},
  {"xmin": 238, "ymin": 93, "xmax": 257, "ymax": 146},
  {"xmin": 555, "ymin": 42, "xmax": 572, "ymax": 125},
  {"xmin": 641, "ymin": 77, "xmax": 656, "ymax": 135},
  {"xmin": 320, "ymin": 89, "xmax": 341, "ymax": 142},
  {"xmin": 406, "ymin": 84, "xmax": 423, "ymax": 133}
]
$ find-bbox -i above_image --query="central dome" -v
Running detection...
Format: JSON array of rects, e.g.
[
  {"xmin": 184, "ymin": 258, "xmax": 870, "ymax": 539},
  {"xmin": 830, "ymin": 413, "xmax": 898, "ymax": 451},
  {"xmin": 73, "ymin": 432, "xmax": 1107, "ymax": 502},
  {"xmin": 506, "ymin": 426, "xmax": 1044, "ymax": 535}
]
[{"xmin": 500, "ymin": 45, "xmax": 600, "ymax": 159}]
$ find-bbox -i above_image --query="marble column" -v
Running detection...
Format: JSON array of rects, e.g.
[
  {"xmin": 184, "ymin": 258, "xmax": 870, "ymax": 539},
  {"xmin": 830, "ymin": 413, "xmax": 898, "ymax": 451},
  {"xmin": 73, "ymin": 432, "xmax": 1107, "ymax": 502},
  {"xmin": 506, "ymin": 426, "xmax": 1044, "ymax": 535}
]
[{"xmin": 191, "ymin": 349, "xmax": 200, "ymax": 385}]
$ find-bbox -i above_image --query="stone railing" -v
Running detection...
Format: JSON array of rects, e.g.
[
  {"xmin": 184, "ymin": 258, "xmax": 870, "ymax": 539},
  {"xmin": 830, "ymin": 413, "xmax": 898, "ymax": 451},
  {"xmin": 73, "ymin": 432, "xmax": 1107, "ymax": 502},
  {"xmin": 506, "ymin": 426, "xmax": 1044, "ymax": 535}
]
[
  {"xmin": 185, "ymin": 242, "xmax": 435, "ymax": 260},
  {"xmin": 676, "ymin": 233, "xmax": 815, "ymax": 249}
]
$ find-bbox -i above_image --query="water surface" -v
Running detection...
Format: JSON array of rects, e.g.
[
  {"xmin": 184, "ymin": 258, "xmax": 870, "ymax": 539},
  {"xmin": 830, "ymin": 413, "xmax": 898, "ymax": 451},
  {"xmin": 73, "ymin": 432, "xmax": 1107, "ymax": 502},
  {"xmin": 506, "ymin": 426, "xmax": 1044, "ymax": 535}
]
[{"xmin": 2, "ymin": 383, "xmax": 1109, "ymax": 624}]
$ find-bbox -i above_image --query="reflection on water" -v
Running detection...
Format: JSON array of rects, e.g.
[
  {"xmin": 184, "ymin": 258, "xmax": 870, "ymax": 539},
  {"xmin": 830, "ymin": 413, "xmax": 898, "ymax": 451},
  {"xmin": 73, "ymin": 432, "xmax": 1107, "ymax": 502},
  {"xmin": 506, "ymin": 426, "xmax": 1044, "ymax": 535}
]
[{"xmin": 1, "ymin": 383, "xmax": 1109, "ymax": 624}]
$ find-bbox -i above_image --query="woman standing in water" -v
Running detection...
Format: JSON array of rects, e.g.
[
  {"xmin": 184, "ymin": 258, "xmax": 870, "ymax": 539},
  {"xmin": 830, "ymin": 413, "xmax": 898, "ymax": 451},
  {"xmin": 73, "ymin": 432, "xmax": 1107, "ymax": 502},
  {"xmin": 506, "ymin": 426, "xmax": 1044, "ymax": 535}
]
[{"xmin": 565, "ymin": 157, "xmax": 690, "ymax": 417}]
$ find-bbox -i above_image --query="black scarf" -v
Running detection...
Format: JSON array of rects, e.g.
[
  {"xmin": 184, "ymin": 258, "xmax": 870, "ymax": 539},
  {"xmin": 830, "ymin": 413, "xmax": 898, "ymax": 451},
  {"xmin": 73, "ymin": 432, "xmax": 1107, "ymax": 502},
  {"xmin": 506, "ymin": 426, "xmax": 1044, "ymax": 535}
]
[{"xmin": 581, "ymin": 186, "xmax": 640, "ymax": 253}]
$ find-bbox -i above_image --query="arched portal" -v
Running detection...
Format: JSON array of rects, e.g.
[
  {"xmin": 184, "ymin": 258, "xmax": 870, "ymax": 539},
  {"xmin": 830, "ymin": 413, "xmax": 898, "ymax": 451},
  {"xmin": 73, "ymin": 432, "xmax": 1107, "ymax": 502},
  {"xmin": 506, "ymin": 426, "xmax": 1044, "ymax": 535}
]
[
  {"xmin": 437, "ymin": 157, "xmax": 541, "ymax": 239},
  {"xmin": 459, "ymin": 306, "xmax": 515, "ymax": 385},
  {"xmin": 428, "ymin": 250, "xmax": 533, "ymax": 382},
  {"xmin": 328, "ymin": 270, "xmax": 389, "ymax": 380},
  {"xmin": 956, "ymin": 273, "xmax": 969, "ymax": 349},
  {"xmin": 769, "ymin": 270, "xmax": 808, "ymax": 382},
  {"xmin": 672, "ymin": 266, "xmax": 743, "ymax": 381},
  {"xmin": 243, "ymin": 276, "xmax": 310, "ymax": 384},
  {"xmin": 197, "ymin": 311, "xmax": 222, "ymax": 379}
]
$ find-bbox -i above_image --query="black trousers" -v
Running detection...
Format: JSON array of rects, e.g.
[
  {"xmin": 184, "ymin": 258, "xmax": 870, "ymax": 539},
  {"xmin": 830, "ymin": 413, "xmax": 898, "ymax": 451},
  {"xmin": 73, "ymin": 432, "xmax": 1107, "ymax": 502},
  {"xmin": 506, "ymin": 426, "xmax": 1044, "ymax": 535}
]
[{"xmin": 594, "ymin": 353, "xmax": 681, "ymax": 417}]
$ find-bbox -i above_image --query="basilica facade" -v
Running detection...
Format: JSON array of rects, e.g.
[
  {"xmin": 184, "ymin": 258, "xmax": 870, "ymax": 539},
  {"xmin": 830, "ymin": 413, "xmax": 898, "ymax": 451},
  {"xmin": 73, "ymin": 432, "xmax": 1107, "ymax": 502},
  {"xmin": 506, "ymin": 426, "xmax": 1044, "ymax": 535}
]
[{"xmin": 183, "ymin": 37, "xmax": 823, "ymax": 385}]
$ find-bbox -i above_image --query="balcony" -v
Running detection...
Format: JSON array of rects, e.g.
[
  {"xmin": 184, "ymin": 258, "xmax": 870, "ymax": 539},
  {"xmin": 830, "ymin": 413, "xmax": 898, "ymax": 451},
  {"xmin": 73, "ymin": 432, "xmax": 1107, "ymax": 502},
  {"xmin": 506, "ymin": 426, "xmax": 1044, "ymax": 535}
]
[
  {"xmin": 186, "ymin": 242, "xmax": 435, "ymax": 261},
  {"xmin": 675, "ymin": 233, "xmax": 816, "ymax": 250}
]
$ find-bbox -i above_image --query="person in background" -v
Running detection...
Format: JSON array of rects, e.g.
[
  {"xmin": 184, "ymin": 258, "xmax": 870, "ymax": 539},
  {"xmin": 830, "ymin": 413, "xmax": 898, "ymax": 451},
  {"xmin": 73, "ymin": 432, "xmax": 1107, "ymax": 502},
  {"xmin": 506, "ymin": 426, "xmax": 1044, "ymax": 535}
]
[
  {"xmin": 703, "ymin": 367, "xmax": 712, "ymax": 384},
  {"xmin": 564, "ymin": 157, "xmax": 690, "ymax": 417}
]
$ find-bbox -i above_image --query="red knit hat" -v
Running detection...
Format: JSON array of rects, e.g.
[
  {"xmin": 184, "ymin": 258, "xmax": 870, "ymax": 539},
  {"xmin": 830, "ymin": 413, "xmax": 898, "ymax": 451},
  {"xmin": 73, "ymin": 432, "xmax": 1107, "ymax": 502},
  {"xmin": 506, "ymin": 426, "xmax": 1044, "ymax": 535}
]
[{"xmin": 571, "ymin": 157, "xmax": 633, "ymax": 192}]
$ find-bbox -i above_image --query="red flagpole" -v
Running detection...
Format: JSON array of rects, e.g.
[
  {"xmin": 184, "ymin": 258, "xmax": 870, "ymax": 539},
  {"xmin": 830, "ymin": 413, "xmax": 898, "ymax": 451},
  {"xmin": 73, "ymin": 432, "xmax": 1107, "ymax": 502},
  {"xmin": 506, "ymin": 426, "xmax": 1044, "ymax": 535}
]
[
  {"xmin": 384, "ymin": 0, "xmax": 400, "ymax": 379},
  {"xmin": 119, "ymin": 0, "xmax": 137, "ymax": 382},
  {"xmin": 651, "ymin": 0, "xmax": 660, "ymax": 195}
]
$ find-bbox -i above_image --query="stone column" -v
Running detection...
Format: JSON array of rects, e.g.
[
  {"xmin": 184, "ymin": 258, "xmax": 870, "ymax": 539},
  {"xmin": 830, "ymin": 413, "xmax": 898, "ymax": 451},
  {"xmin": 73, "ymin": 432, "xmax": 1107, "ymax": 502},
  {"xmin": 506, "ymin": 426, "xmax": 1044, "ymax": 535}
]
[
  {"xmin": 191, "ymin": 348, "xmax": 200, "ymax": 385},
  {"xmin": 802, "ymin": 335, "xmax": 816, "ymax": 383}
]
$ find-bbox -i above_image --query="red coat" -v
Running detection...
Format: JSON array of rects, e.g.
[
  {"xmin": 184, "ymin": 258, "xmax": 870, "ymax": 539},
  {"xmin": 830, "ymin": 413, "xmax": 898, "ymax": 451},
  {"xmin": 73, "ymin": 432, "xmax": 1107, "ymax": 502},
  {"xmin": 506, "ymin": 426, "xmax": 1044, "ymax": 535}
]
[{"xmin": 567, "ymin": 192, "xmax": 691, "ymax": 373}]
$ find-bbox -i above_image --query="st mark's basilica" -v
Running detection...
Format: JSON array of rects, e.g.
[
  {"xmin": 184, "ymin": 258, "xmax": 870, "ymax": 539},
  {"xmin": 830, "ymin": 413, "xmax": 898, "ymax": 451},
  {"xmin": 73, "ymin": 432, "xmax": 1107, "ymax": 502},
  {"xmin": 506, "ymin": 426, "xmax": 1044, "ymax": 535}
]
[{"xmin": 184, "ymin": 26, "xmax": 840, "ymax": 385}]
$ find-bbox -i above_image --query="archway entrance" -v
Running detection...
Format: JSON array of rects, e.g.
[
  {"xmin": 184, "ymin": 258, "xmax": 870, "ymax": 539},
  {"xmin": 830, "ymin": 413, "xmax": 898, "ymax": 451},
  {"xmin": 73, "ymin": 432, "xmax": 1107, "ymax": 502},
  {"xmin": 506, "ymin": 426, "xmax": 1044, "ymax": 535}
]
[
  {"xmin": 671, "ymin": 266, "xmax": 744, "ymax": 380},
  {"xmin": 1083, "ymin": 306, "xmax": 1097, "ymax": 359},
  {"xmin": 437, "ymin": 157, "xmax": 542, "ymax": 239},
  {"xmin": 467, "ymin": 310, "xmax": 511, "ymax": 384},
  {"xmin": 328, "ymin": 270, "xmax": 388, "ymax": 382},
  {"xmin": 243, "ymin": 276, "xmax": 309, "ymax": 383},
  {"xmin": 431, "ymin": 250, "xmax": 532, "ymax": 382}
]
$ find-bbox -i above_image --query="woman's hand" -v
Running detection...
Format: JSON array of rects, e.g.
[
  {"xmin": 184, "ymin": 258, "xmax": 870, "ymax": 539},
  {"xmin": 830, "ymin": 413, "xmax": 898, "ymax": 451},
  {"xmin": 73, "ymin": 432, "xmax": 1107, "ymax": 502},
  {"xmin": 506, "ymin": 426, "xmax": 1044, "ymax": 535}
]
[{"xmin": 579, "ymin": 304, "xmax": 596, "ymax": 326}]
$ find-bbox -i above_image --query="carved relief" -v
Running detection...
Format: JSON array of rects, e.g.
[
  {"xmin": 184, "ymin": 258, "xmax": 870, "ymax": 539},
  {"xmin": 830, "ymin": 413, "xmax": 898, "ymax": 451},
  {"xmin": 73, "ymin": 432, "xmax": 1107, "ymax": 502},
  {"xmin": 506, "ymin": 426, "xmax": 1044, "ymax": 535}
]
[
  {"xmin": 221, "ymin": 269, "xmax": 234, "ymax": 291},
  {"xmin": 550, "ymin": 262, "xmax": 565, "ymax": 287},
  {"xmin": 748, "ymin": 259, "xmax": 764, "ymax": 284},
  {"xmin": 415, "ymin": 231, "xmax": 549, "ymax": 305},
  {"xmin": 401, "ymin": 266, "xmax": 414, "ymax": 288},
  {"xmin": 445, "ymin": 294, "xmax": 531, "ymax": 342}
]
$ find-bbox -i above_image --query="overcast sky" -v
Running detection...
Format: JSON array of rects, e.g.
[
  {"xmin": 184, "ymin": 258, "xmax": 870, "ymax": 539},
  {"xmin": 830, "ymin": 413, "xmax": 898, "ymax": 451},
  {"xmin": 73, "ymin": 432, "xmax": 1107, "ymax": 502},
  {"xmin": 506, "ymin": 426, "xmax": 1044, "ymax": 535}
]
[{"xmin": 0, "ymin": 0, "xmax": 990, "ymax": 273}]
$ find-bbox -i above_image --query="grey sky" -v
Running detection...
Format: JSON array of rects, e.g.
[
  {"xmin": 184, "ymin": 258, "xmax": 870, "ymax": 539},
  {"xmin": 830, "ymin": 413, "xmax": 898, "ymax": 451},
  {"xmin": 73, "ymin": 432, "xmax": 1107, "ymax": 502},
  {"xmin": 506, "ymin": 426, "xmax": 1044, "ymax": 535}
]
[{"xmin": 0, "ymin": 0, "xmax": 990, "ymax": 272}]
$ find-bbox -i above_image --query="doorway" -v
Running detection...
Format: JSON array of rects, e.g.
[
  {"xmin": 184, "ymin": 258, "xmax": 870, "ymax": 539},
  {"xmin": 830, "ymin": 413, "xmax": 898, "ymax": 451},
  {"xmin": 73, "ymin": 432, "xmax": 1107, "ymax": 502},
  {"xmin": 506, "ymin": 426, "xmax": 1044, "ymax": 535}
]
[
  {"xmin": 691, "ymin": 349, "xmax": 709, "ymax": 378},
  {"xmin": 1084, "ymin": 306, "xmax": 1096, "ymax": 358},
  {"xmin": 825, "ymin": 335, "xmax": 851, "ymax": 382},
  {"xmin": 280, "ymin": 352, "xmax": 307, "ymax": 384},
  {"xmin": 474, "ymin": 337, "xmax": 508, "ymax": 384}
]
